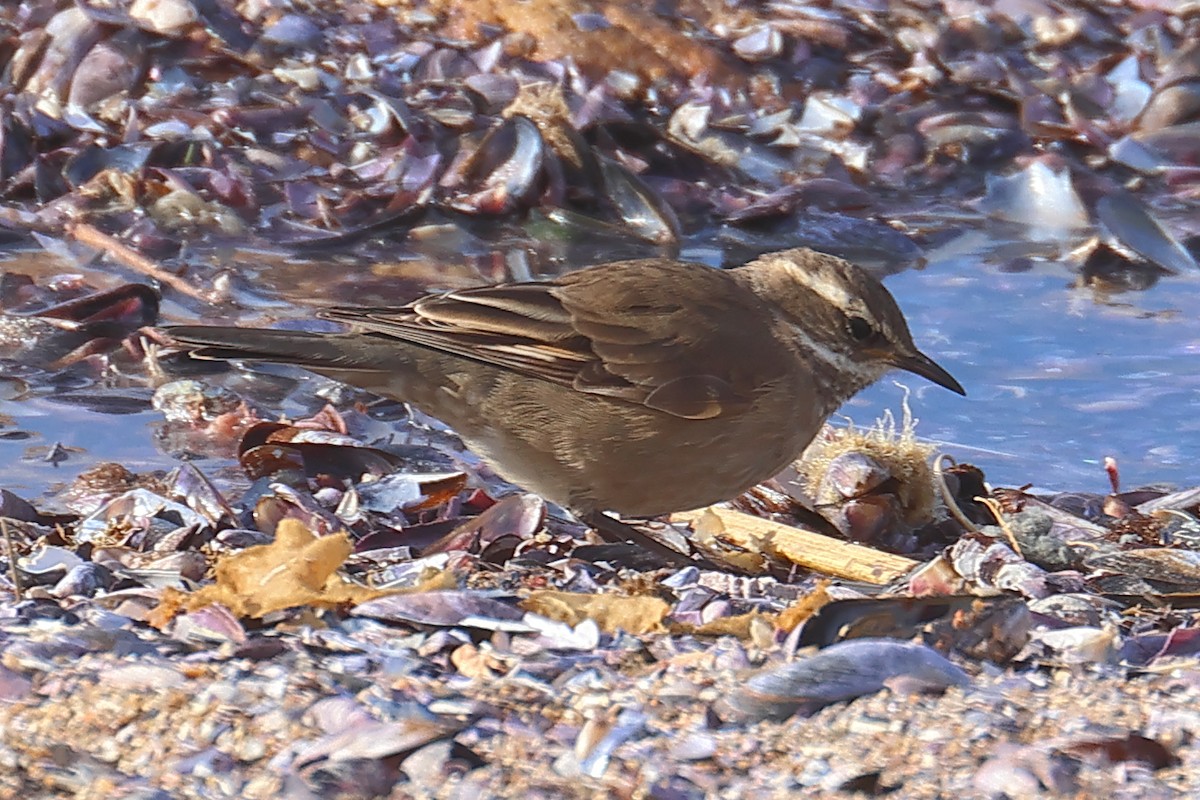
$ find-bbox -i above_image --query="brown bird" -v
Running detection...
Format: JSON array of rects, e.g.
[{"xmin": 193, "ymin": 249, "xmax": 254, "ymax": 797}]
[{"xmin": 169, "ymin": 248, "xmax": 963, "ymax": 561}]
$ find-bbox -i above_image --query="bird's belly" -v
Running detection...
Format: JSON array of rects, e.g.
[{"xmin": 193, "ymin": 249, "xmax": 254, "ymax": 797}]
[
  {"xmin": 462, "ymin": 397, "xmax": 818, "ymax": 517},
  {"xmin": 578, "ymin": 422, "xmax": 808, "ymax": 516},
  {"xmin": 416, "ymin": 370, "xmax": 825, "ymax": 519}
]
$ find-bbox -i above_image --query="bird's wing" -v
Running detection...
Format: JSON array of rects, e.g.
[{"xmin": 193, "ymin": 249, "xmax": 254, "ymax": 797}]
[{"xmin": 320, "ymin": 261, "xmax": 778, "ymax": 420}]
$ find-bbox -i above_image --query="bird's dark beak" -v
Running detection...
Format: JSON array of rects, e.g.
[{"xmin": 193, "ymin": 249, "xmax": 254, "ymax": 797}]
[{"xmin": 894, "ymin": 350, "xmax": 965, "ymax": 395}]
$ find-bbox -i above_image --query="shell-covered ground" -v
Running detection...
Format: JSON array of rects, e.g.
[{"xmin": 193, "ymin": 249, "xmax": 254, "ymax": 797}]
[{"xmin": 1, "ymin": 0, "xmax": 1200, "ymax": 797}]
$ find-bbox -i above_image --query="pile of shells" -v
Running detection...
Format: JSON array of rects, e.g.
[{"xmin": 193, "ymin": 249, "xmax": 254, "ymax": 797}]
[
  {"xmin": 1, "ymin": 1, "xmax": 1200, "ymax": 796},
  {"xmin": 0, "ymin": 379, "xmax": 1197, "ymax": 794},
  {"xmin": 0, "ymin": 0, "xmax": 1194, "ymax": 294}
]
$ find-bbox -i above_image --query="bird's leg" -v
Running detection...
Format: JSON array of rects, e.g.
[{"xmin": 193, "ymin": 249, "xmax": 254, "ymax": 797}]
[{"xmin": 579, "ymin": 510, "xmax": 719, "ymax": 570}]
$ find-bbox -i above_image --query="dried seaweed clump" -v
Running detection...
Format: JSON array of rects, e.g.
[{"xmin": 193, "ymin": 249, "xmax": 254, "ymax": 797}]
[{"xmin": 797, "ymin": 393, "xmax": 939, "ymax": 527}]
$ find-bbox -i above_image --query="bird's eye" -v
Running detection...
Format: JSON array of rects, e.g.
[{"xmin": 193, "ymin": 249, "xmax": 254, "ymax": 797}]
[{"xmin": 847, "ymin": 316, "xmax": 874, "ymax": 341}]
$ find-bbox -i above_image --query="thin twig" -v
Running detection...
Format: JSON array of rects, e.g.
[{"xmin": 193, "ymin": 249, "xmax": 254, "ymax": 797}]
[
  {"xmin": 68, "ymin": 221, "xmax": 215, "ymax": 303},
  {"xmin": 2, "ymin": 519, "xmax": 22, "ymax": 600},
  {"xmin": 977, "ymin": 495, "xmax": 1023, "ymax": 558},
  {"xmin": 671, "ymin": 507, "xmax": 918, "ymax": 585},
  {"xmin": 933, "ymin": 453, "xmax": 979, "ymax": 533}
]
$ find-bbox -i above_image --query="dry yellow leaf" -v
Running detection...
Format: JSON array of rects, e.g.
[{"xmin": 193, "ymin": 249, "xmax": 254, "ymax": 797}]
[
  {"xmin": 149, "ymin": 518, "xmax": 396, "ymax": 625},
  {"xmin": 521, "ymin": 590, "xmax": 669, "ymax": 635},
  {"xmin": 451, "ymin": 643, "xmax": 504, "ymax": 679},
  {"xmin": 689, "ymin": 610, "xmax": 777, "ymax": 638},
  {"xmin": 776, "ymin": 580, "xmax": 833, "ymax": 632}
]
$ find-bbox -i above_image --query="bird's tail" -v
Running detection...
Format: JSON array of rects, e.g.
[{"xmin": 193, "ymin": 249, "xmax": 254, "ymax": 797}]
[{"xmin": 167, "ymin": 326, "xmax": 390, "ymax": 370}]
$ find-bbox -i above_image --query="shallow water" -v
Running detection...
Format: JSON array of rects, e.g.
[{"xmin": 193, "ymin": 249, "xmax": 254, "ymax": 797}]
[
  {"xmin": 3, "ymin": 230, "xmax": 1200, "ymax": 500},
  {"xmin": 852, "ymin": 243, "xmax": 1200, "ymax": 492}
]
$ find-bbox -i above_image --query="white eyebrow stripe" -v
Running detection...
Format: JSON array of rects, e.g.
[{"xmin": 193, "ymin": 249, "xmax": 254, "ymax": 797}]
[{"xmin": 783, "ymin": 262, "xmax": 852, "ymax": 309}]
